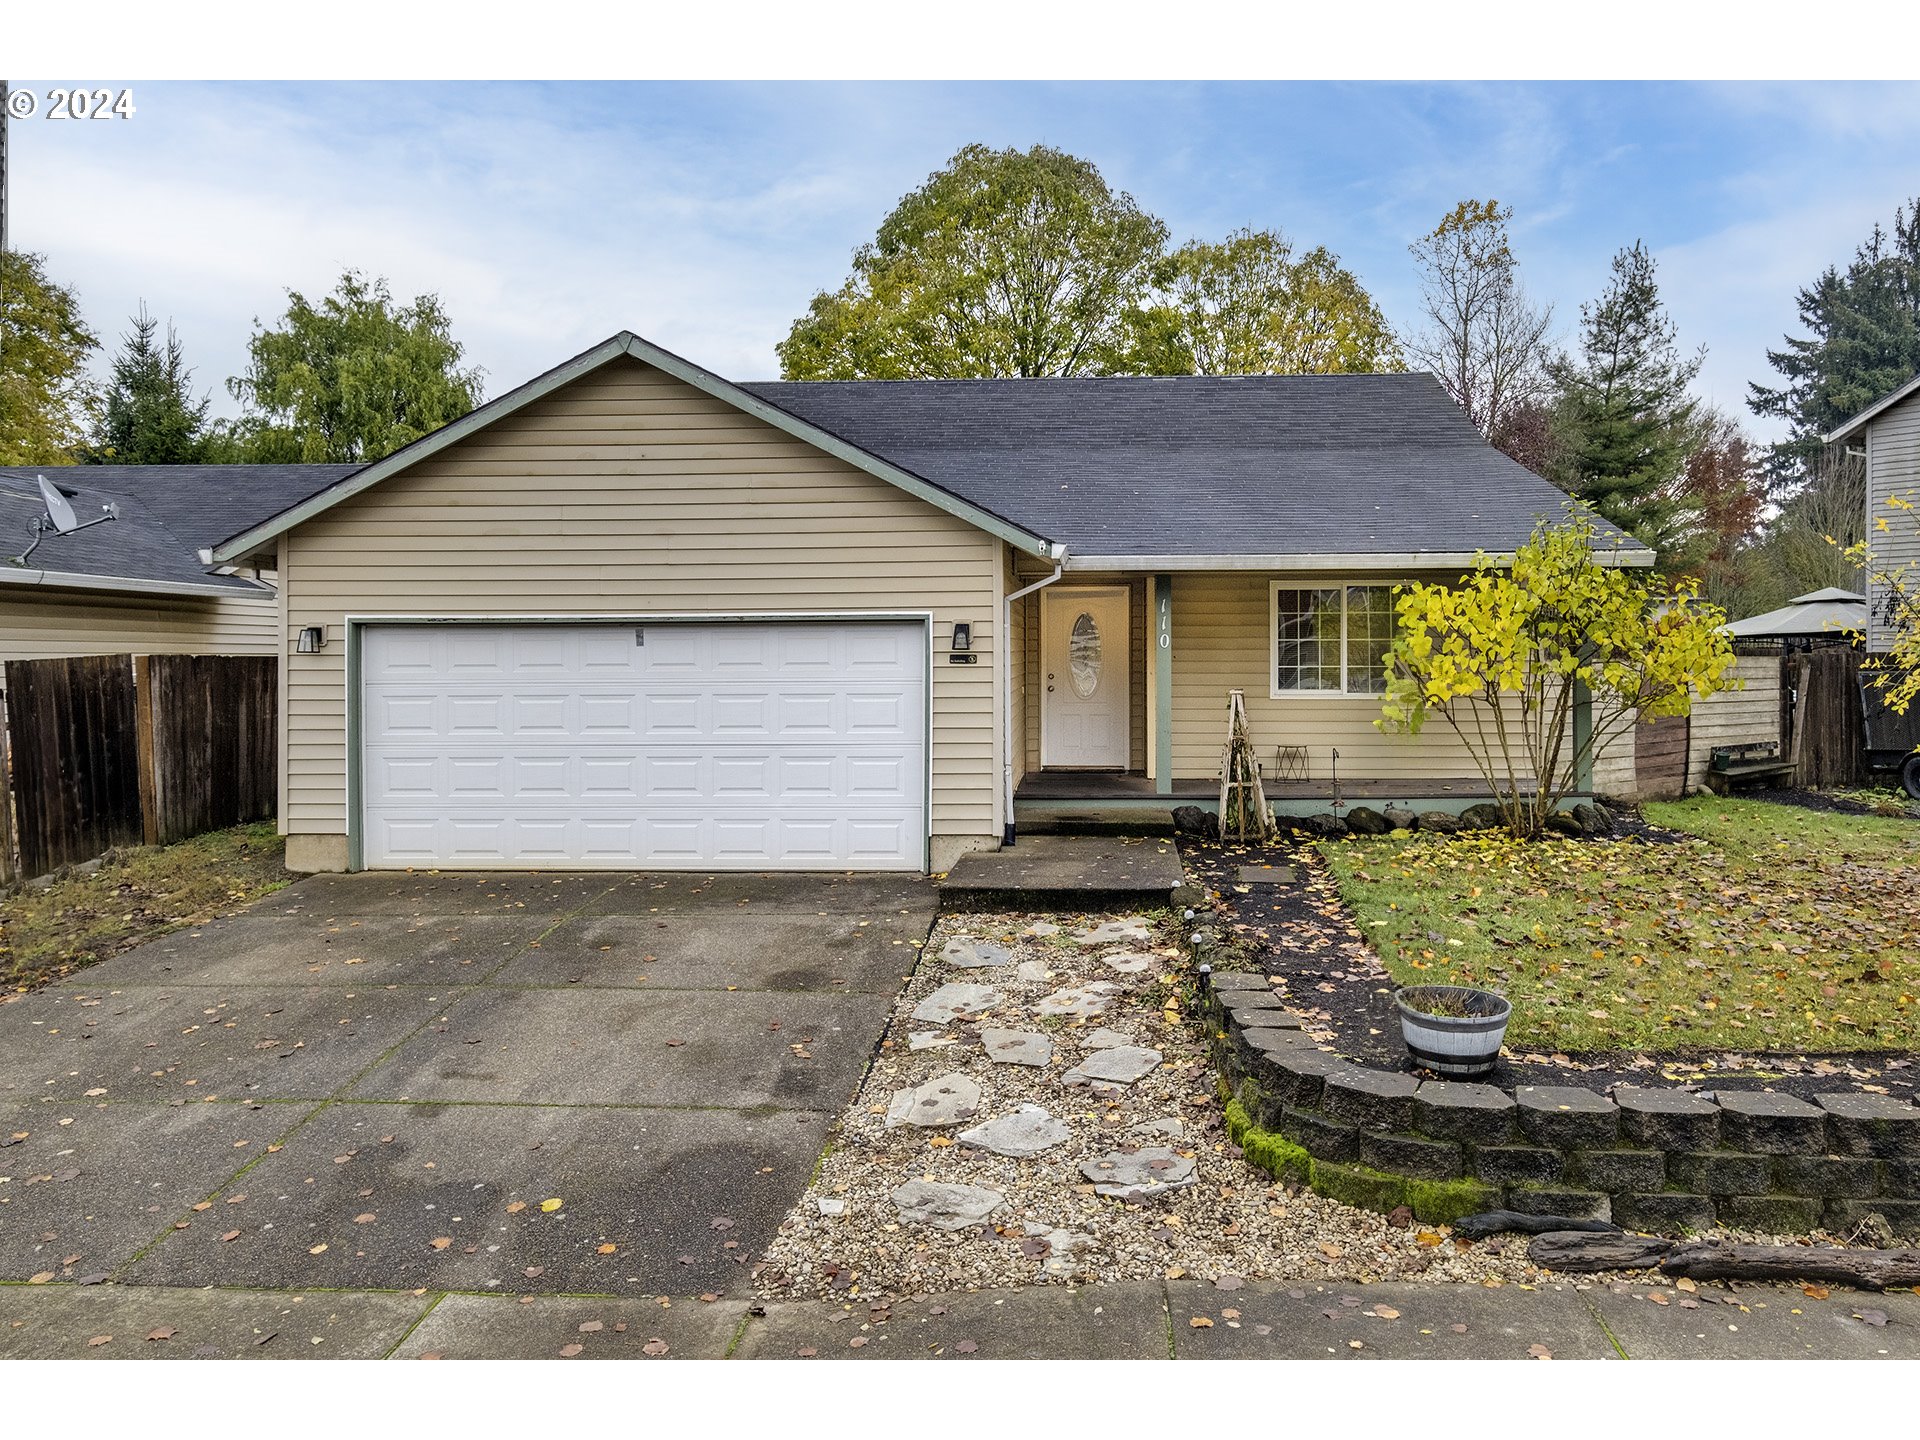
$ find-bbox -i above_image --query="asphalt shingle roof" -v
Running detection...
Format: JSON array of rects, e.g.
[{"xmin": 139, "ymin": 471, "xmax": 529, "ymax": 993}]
[
  {"xmin": 741, "ymin": 372, "xmax": 1622, "ymax": 559},
  {"xmin": 0, "ymin": 464, "xmax": 358, "ymax": 592}
]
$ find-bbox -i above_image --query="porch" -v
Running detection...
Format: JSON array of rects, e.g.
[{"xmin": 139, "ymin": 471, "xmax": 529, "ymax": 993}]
[{"xmin": 1012, "ymin": 768, "xmax": 1503, "ymax": 820}]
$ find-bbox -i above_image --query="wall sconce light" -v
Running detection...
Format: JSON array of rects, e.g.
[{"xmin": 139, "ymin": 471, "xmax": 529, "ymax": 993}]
[
  {"xmin": 948, "ymin": 621, "xmax": 977, "ymax": 664},
  {"xmin": 297, "ymin": 626, "xmax": 327, "ymax": 654}
]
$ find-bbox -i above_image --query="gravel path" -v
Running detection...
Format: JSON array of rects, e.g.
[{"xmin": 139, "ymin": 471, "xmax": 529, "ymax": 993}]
[{"xmin": 753, "ymin": 908, "xmax": 1548, "ymax": 1301}]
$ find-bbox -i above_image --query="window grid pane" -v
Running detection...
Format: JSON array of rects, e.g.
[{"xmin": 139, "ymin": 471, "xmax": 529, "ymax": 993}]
[
  {"xmin": 1274, "ymin": 587, "xmax": 1344, "ymax": 692},
  {"xmin": 1344, "ymin": 585, "xmax": 1395, "ymax": 695}
]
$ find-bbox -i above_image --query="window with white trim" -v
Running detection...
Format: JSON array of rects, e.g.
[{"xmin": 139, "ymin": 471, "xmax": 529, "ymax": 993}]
[{"xmin": 1272, "ymin": 584, "xmax": 1396, "ymax": 695}]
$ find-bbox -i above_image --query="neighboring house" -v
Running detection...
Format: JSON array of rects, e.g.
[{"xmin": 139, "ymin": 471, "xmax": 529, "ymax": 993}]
[
  {"xmin": 1828, "ymin": 374, "xmax": 1920, "ymax": 655},
  {"xmin": 207, "ymin": 332, "xmax": 1651, "ymax": 876},
  {"xmin": 0, "ymin": 464, "xmax": 355, "ymax": 693}
]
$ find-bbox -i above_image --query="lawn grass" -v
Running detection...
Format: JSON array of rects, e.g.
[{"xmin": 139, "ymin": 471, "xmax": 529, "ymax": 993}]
[
  {"xmin": 1316, "ymin": 796, "xmax": 1920, "ymax": 1055},
  {"xmin": 1, "ymin": 822, "xmax": 289, "ymax": 993}
]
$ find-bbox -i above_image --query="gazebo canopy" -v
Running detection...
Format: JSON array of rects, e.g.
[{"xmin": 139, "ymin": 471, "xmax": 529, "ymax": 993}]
[{"xmin": 1723, "ymin": 587, "xmax": 1868, "ymax": 641}]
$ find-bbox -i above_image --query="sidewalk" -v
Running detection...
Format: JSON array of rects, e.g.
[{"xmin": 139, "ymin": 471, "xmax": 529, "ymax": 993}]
[{"xmin": 4, "ymin": 1276, "xmax": 1914, "ymax": 1359}]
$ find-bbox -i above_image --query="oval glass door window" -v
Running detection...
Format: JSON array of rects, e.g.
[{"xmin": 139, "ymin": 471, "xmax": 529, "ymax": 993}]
[{"xmin": 1068, "ymin": 613, "xmax": 1102, "ymax": 697}]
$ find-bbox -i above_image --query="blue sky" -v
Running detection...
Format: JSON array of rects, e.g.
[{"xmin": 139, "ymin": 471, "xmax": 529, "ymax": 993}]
[{"xmin": 12, "ymin": 80, "xmax": 1920, "ymax": 440}]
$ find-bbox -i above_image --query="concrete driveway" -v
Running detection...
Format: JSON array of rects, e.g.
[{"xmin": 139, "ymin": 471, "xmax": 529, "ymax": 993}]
[{"xmin": 0, "ymin": 869, "xmax": 934, "ymax": 1298}]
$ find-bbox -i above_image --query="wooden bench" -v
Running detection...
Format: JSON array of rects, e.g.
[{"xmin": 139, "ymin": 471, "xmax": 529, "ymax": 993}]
[{"xmin": 1704, "ymin": 741, "xmax": 1795, "ymax": 793}]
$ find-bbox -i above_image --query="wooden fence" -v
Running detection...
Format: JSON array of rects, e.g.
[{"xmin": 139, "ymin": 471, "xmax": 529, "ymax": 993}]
[
  {"xmin": 1784, "ymin": 647, "xmax": 1866, "ymax": 789},
  {"xmin": 1, "ymin": 654, "xmax": 276, "ymax": 878}
]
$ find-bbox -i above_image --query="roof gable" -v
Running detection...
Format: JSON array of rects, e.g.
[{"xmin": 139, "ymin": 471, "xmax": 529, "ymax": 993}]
[
  {"xmin": 211, "ymin": 334, "xmax": 1059, "ymax": 565},
  {"xmin": 1826, "ymin": 371, "xmax": 1920, "ymax": 443}
]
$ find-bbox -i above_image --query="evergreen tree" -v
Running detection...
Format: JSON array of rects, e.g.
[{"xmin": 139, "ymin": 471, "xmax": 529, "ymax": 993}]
[
  {"xmin": 1749, "ymin": 200, "xmax": 1920, "ymax": 490},
  {"xmin": 88, "ymin": 306, "xmax": 212, "ymax": 464},
  {"xmin": 1549, "ymin": 241, "xmax": 1703, "ymax": 565}
]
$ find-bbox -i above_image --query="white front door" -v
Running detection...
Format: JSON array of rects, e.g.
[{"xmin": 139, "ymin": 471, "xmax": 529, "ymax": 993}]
[
  {"xmin": 359, "ymin": 619, "xmax": 928, "ymax": 870},
  {"xmin": 1040, "ymin": 587, "xmax": 1130, "ymax": 768}
]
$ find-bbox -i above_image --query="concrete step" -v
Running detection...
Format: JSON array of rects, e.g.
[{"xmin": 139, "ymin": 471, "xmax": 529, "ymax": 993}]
[
  {"xmin": 938, "ymin": 833, "xmax": 1185, "ymax": 913},
  {"xmin": 1012, "ymin": 803, "xmax": 1177, "ymax": 837}
]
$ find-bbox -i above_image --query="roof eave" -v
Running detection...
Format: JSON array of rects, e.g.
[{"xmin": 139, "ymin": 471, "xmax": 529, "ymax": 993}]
[
  {"xmin": 0, "ymin": 565, "xmax": 272, "ymax": 601},
  {"xmin": 210, "ymin": 333, "xmax": 1057, "ymax": 565},
  {"xmin": 1824, "ymin": 372, "xmax": 1920, "ymax": 444},
  {"xmin": 1062, "ymin": 547, "xmax": 1658, "ymax": 572}
]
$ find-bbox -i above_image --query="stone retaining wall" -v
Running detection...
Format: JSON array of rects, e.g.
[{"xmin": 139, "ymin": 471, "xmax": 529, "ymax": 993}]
[{"xmin": 1204, "ymin": 972, "xmax": 1920, "ymax": 1237}]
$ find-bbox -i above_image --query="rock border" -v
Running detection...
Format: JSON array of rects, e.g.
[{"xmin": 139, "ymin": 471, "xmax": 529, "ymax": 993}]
[{"xmin": 1202, "ymin": 971, "xmax": 1920, "ymax": 1238}]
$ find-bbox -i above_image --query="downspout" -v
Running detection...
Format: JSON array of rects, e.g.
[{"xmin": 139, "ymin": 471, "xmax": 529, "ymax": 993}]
[{"xmin": 1003, "ymin": 549, "xmax": 1066, "ymax": 846}]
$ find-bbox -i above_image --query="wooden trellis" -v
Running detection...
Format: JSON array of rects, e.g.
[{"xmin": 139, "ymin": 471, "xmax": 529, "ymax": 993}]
[{"xmin": 1217, "ymin": 689, "xmax": 1274, "ymax": 843}]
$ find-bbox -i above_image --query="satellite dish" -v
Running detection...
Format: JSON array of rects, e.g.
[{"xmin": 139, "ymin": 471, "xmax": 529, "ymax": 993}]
[
  {"xmin": 37, "ymin": 475, "xmax": 80, "ymax": 534},
  {"xmin": 12, "ymin": 473, "xmax": 118, "ymax": 566}
]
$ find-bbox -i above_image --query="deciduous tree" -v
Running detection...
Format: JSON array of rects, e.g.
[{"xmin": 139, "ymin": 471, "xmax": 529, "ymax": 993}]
[
  {"xmin": 0, "ymin": 250, "xmax": 99, "ymax": 465},
  {"xmin": 777, "ymin": 144, "xmax": 1168, "ymax": 379},
  {"xmin": 227, "ymin": 270, "xmax": 483, "ymax": 463},
  {"xmin": 1128, "ymin": 228, "xmax": 1402, "ymax": 375},
  {"xmin": 1378, "ymin": 512, "xmax": 1737, "ymax": 838},
  {"xmin": 1405, "ymin": 200, "xmax": 1553, "ymax": 439}
]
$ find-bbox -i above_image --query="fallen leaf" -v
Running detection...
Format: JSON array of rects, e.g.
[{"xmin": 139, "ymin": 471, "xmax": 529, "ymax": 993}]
[
  {"xmin": 1856, "ymin": 1309, "xmax": 1889, "ymax": 1327},
  {"xmin": 221, "ymin": 1230, "xmax": 241, "ymax": 1243},
  {"xmin": 308, "ymin": 1243, "xmax": 328, "ymax": 1255},
  {"xmin": 1803, "ymin": 1284, "xmax": 1830, "ymax": 1300},
  {"xmin": 88, "ymin": 1335, "xmax": 112, "ymax": 1347},
  {"xmin": 1190, "ymin": 1316, "xmax": 1213, "ymax": 1328},
  {"xmin": 146, "ymin": 1328, "xmax": 175, "ymax": 1341},
  {"xmin": 578, "ymin": 1320, "xmax": 603, "ymax": 1333},
  {"xmin": 558, "ymin": 1342, "xmax": 584, "ymax": 1357},
  {"xmin": 953, "ymin": 1339, "xmax": 978, "ymax": 1354},
  {"xmin": 27, "ymin": 1273, "xmax": 54, "ymax": 1285},
  {"xmin": 1528, "ymin": 1343, "xmax": 1553, "ymax": 1359},
  {"xmin": 354, "ymin": 1213, "xmax": 376, "ymax": 1224},
  {"xmin": 430, "ymin": 1237, "xmax": 453, "ymax": 1250},
  {"xmin": 796, "ymin": 1347, "xmax": 818, "ymax": 1358},
  {"xmin": 596, "ymin": 1243, "xmax": 617, "ymax": 1254},
  {"xmin": 505, "ymin": 1201, "xmax": 527, "ymax": 1214},
  {"xmin": 1318, "ymin": 1242, "xmax": 1343, "ymax": 1260},
  {"xmin": 1674, "ymin": 1277, "xmax": 1697, "ymax": 1293},
  {"xmin": 1415, "ymin": 1230, "xmax": 1444, "ymax": 1247},
  {"xmin": 1373, "ymin": 1305, "xmax": 1401, "ymax": 1320},
  {"xmin": 1648, "ymin": 1291, "xmax": 1669, "ymax": 1306},
  {"xmin": 642, "ymin": 1338, "xmax": 669, "ymax": 1356},
  {"xmin": 541, "ymin": 1198, "xmax": 563, "ymax": 1212},
  {"xmin": 848, "ymin": 1336, "xmax": 868, "ymax": 1349}
]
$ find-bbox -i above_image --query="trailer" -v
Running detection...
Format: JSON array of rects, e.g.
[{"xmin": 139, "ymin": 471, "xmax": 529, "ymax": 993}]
[{"xmin": 1859, "ymin": 670, "xmax": 1920, "ymax": 798}]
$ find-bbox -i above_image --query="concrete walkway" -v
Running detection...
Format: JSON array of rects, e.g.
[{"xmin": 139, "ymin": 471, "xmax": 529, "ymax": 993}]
[
  {"xmin": 0, "ymin": 870, "xmax": 934, "ymax": 1300},
  {"xmin": 3, "ymin": 1275, "xmax": 1914, "ymax": 1359}
]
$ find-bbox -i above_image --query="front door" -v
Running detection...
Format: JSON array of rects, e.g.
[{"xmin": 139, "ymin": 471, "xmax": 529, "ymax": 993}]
[{"xmin": 1041, "ymin": 587, "xmax": 1130, "ymax": 768}]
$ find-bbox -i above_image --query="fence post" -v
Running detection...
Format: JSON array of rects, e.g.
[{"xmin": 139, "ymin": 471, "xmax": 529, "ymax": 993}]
[
  {"xmin": 133, "ymin": 654, "xmax": 160, "ymax": 846},
  {"xmin": 0, "ymin": 683, "xmax": 16, "ymax": 884}
]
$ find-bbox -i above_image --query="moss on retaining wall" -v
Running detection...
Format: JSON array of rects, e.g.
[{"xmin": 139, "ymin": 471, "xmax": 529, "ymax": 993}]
[{"xmin": 1223, "ymin": 1097, "xmax": 1495, "ymax": 1225}]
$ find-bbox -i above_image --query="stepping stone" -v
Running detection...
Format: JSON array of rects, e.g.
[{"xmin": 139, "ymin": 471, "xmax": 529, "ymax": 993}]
[
  {"xmin": 1021, "ymin": 1221, "xmax": 1094, "ymax": 1275},
  {"xmin": 885, "ymin": 1072, "xmax": 983, "ymax": 1128},
  {"xmin": 940, "ymin": 937, "xmax": 1017, "ymax": 968},
  {"xmin": 958, "ymin": 1104, "xmax": 1072, "ymax": 1158},
  {"xmin": 1062, "ymin": 1045, "xmax": 1163, "ymax": 1087},
  {"xmin": 1080, "ymin": 1146, "xmax": 1197, "ymax": 1200},
  {"xmin": 980, "ymin": 1027, "xmax": 1053, "ymax": 1067},
  {"xmin": 1127, "ymin": 1116, "xmax": 1186, "ymax": 1141},
  {"xmin": 890, "ymin": 1179, "xmax": 1005, "ymax": 1231},
  {"xmin": 912, "ymin": 982, "xmax": 1004, "ymax": 1024},
  {"xmin": 1236, "ymin": 864, "xmax": 1297, "ymax": 885},
  {"xmin": 1077, "ymin": 918, "xmax": 1153, "ymax": 946},
  {"xmin": 1036, "ymin": 981, "xmax": 1120, "ymax": 1018},
  {"xmin": 1015, "ymin": 960, "xmax": 1054, "ymax": 982},
  {"xmin": 1083, "ymin": 1028, "xmax": 1135, "ymax": 1050},
  {"xmin": 1022, "ymin": 921, "xmax": 1061, "ymax": 938},
  {"xmin": 816, "ymin": 1197, "xmax": 846, "ymax": 1216},
  {"xmin": 908, "ymin": 1030, "xmax": 957, "ymax": 1051},
  {"xmin": 1100, "ymin": 950, "xmax": 1155, "ymax": 975}
]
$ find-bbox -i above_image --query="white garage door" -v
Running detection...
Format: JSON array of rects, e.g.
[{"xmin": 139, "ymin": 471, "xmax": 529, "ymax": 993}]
[{"xmin": 359, "ymin": 620, "xmax": 927, "ymax": 870}]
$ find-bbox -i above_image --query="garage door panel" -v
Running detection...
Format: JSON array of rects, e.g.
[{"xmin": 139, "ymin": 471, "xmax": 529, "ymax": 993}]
[{"xmin": 361, "ymin": 622, "xmax": 926, "ymax": 870}]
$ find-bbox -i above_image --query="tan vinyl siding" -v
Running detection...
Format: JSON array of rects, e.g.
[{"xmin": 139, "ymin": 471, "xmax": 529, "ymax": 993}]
[
  {"xmin": 1006, "ymin": 551, "xmax": 1030, "ymax": 790},
  {"xmin": 1168, "ymin": 571, "xmax": 1511, "ymax": 782},
  {"xmin": 280, "ymin": 355, "xmax": 1002, "ymax": 847},
  {"xmin": 1867, "ymin": 392, "xmax": 1920, "ymax": 653},
  {"xmin": 0, "ymin": 585, "xmax": 278, "ymax": 690}
]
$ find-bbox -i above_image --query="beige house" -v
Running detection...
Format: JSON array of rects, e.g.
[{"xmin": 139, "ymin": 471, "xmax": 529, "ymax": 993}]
[
  {"xmin": 209, "ymin": 332, "xmax": 1652, "ymax": 876},
  {"xmin": 0, "ymin": 464, "xmax": 355, "ymax": 693}
]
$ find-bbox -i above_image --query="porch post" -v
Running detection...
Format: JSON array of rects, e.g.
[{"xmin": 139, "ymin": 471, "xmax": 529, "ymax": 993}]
[
  {"xmin": 1572, "ymin": 677, "xmax": 1594, "ymax": 795},
  {"xmin": 1154, "ymin": 574, "xmax": 1174, "ymax": 795}
]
